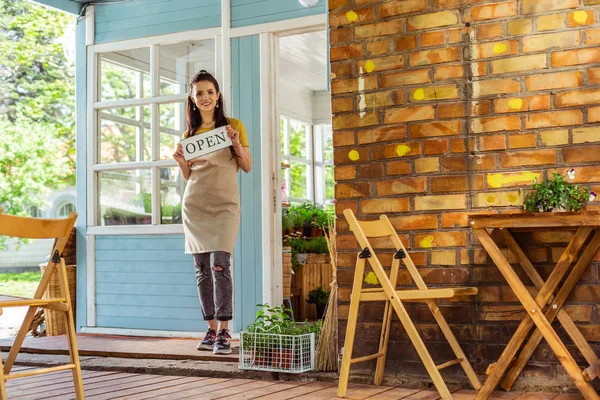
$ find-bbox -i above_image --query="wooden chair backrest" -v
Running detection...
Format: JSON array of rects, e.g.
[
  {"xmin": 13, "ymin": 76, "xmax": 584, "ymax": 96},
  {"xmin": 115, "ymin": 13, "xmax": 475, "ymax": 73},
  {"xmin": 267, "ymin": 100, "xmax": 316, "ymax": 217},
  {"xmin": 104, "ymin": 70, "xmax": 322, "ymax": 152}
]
[{"xmin": 343, "ymin": 209, "xmax": 429, "ymax": 290}]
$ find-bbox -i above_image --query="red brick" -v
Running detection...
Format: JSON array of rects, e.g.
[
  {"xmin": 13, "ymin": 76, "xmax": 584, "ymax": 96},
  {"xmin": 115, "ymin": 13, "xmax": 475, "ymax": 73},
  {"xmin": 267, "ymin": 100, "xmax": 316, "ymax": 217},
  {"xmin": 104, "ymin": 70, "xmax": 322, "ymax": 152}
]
[
  {"xmin": 424, "ymin": 138, "xmax": 449, "ymax": 155},
  {"xmin": 334, "ymin": 147, "xmax": 368, "ymax": 164},
  {"xmin": 414, "ymin": 194, "xmax": 467, "ymax": 210},
  {"xmin": 589, "ymin": 106, "xmax": 600, "ymax": 123},
  {"xmin": 377, "ymin": 178, "xmax": 427, "ymax": 195},
  {"xmin": 525, "ymin": 71, "xmax": 584, "ymax": 91},
  {"xmin": 333, "ymin": 112, "xmax": 378, "ymax": 129},
  {"xmin": 448, "ymin": 28, "xmax": 462, "ymax": 43},
  {"xmin": 477, "ymin": 22, "xmax": 505, "ymax": 39},
  {"xmin": 410, "ymin": 120, "xmax": 462, "ymax": 138},
  {"xmin": 471, "ymin": 101, "xmax": 491, "ymax": 116},
  {"xmin": 329, "ymin": 0, "xmax": 350, "ymax": 11},
  {"xmin": 438, "ymin": 103, "xmax": 465, "ymax": 119},
  {"xmin": 379, "ymin": 1, "xmax": 428, "ymax": 18},
  {"xmin": 450, "ymin": 137, "xmax": 474, "ymax": 153},
  {"xmin": 421, "ymin": 31, "xmax": 446, "ymax": 47},
  {"xmin": 361, "ymin": 198, "xmax": 411, "ymax": 214},
  {"xmin": 567, "ymin": 10, "xmax": 596, "ymax": 27},
  {"xmin": 431, "ymin": 175, "xmax": 484, "ymax": 192},
  {"xmin": 387, "ymin": 160, "xmax": 411, "ymax": 175},
  {"xmin": 360, "ymin": 90, "xmax": 404, "ymax": 109},
  {"xmin": 330, "ymin": 28, "xmax": 353, "ymax": 44},
  {"xmin": 335, "ymin": 182, "xmax": 371, "ymax": 198},
  {"xmin": 330, "ymin": 7, "xmax": 375, "ymax": 27},
  {"xmin": 385, "ymin": 105, "xmax": 435, "ymax": 124},
  {"xmin": 590, "ymin": 68, "xmax": 600, "ymax": 84},
  {"xmin": 409, "ymin": 48, "xmax": 460, "ymax": 66},
  {"xmin": 381, "ymin": 69, "xmax": 431, "ymax": 88},
  {"xmin": 563, "ymin": 145, "xmax": 600, "ymax": 163},
  {"xmin": 408, "ymin": 11, "xmax": 459, "ymax": 31},
  {"xmin": 508, "ymin": 133, "xmax": 537, "ymax": 149},
  {"xmin": 335, "ymin": 200, "xmax": 357, "ymax": 216},
  {"xmin": 333, "ymin": 131, "xmax": 355, "ymax": 146},
  {"xmin": 331, "ymin": 76, "xmax": 377, "ymax": 94},
  {"xmin": 371, "ymin": 141, "xmax": 422, "ymax": 160},
  {"xmin": 331, "ymin": 62, "xmax": 354, "ymax": 79},
  {"xmin": 359, "ymin": 163, "xmax": 384, "ymax": 179},
  {"xmin": 332, "ymin": 97, "xmax": 354, "ymax": 113},
  {"xmin": 491, "ymin": 54, "xmax": 547, "ymax": 75},
  {"xmin": 395, "ymin": 35, "xmax": 418, "ymax": 51},
  {"xmin": 414, "ymin": 231, "xmax": 468, "ymax": 247},
  {"xmin": 474, "ymin": 40, "xmax": 518, "ymax": 59},
  {"xmin": 471, "ymin": 116, "xmax": 521, "ymax": 133},
  {"xmin": 471, "ymin": 2, "xmax": 517, "ymax": 21},
  {"xmin": 330, "ymin": 44, "xmax": 363, "ymax": 62},
  {"xmin": 494, "ymin": 95, "xmax": 551, "ymax": 113},
  {"xmin": 355, "ymin": 19, "xmax": 404, "ymax": 38},
  {"xmin": 435, "ymin": 65, "xmax": 464, "ymax": 81},
  {"xmin": 552, "ymin": 48, "xmax": 600, "ymax": 67},
  {"xmin": 480, "ymin": 135, "xmax": 507, "ymax": 151},
  {"xmin": 499, "ymin": 149, "xmax": 557, "ymax": 168},
  {"xmin": 335, "ymin": 165, "xmax": 357, "ymax": 181},
  {"xmin": 555, "ymin": 88, "xmax": 600, "ymax": 108},
  {"xmin": 358, "ymin": 55, "xmax": 405, "ymax": 72},
  {"xmin": 586, "ymin": 28, "xmax": 600, "ymax": 45},
  {"xmin": 409, "ymin": 86, "xmax": 459, "ymax": 102},
  {"xmin": 524, "ymin": 110, "xmax": 583, "ymax": 129},
  {"xmin": 357, "ymin": 124, "xmax": 407, "ymax": 145},
  {"xmin": 522, "ymin": 0, "xmax": 579, "ymax": 14},
  {"xmin": 472, "ymin": 79, "xmax": 520, "ymax": 97},
  {"xmin": 523, "ymin": 31, "xmax": 580, "ymax": 53},
  {"xmin": 388, "ymin": 215, "xmax": 438, "ymax": 231}
]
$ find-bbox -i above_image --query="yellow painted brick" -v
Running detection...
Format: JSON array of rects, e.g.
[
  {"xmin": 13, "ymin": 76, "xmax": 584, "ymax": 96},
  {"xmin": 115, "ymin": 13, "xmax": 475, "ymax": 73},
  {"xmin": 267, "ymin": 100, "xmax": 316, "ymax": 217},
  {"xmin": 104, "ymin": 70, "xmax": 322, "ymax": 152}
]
[
  {"xmin": 407, "ymin": 11, "xmax": 459, "ymax": 31},
  {"xmin": 537, "ymin": 14, "xmax": 564, "ymax": 31},
  {"xmin": 486, "ymin": 171, "xmax": 541, "ymax": 189},
  {"xmin": 414, "ymin": 194, "xmax": 466, "ymax": 211},
  {"xmin": 491, "ymin": 54, "xmax": 547, "ymax": 74},
  {"xmin": 361, "ymin": 198, "xmax": 411, "ymax": 214},
  {"xmin": 523, "ymin": 31, "xmax": 580, "ymax": 53},
  {"xmin": 415, "ymin": 157, "xmax": 440, "ymax": 173},
  {"xmin": 410, "ymin": 86, "xmax": 459, "ymax": 102},
  {"xmin": 572, "ymin": 127, "xmax": 600, "ymax": 144},
  {"xmin": 508, "ymin": 19, "xmax": 533, "ymax": 35},
  {"xmin": 431, "ymin": 250, "xmax": 456, "ymax": 265},
  {"xmin": 473, "ymin": 191, "xmax": 522, "ymax": 207},
  {"xmin": 540, "ymin": 129, "xmax": 569, "ymax": 146}
]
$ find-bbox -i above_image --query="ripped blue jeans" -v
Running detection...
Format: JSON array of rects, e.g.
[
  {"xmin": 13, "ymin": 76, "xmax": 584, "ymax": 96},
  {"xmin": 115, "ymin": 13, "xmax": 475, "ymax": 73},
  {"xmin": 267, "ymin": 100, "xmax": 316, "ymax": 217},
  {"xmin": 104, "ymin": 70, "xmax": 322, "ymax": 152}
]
[{"xmin": 193, "ymin": 252, "xmax": 232, "ymax": 321}]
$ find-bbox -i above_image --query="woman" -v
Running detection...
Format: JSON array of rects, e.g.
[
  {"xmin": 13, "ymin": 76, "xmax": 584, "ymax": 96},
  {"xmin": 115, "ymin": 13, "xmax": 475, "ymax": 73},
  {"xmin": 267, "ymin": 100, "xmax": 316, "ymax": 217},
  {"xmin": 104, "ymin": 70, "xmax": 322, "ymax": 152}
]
[{"xmin": 173, "ymin": 70, "xmax": 252, "ymax": 354}]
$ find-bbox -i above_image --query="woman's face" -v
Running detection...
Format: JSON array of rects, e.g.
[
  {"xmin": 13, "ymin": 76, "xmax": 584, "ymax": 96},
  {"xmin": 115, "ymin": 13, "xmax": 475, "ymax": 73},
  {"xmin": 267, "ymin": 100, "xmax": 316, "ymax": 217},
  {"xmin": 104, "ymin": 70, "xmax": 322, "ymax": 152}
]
[{"xmin": 191, "ymin": 80, "xmax": 220, "ymax": 114}]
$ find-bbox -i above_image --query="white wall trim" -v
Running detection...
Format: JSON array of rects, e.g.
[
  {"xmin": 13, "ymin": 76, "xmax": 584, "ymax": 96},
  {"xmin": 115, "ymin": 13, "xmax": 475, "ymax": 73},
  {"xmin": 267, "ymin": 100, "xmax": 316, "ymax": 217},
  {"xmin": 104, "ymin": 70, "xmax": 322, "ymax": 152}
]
[
  {"xmin": 92, "ymin": 27, "xmax": 222, "ymax": 53},
  {"xmin": 221, "ymin": 0, "xmax": 232, "ymax": 113},
  {"xmin": 86, "ymin": 235, "xmax": 96, "ymax": 326},
  {"xmin": 231, "ymin": 14, "xmax": 326, "ymax": 38},
  {"xmin": 88, "ymin": 225, "xmax": 184, "ymax": 235},
  {"xmin": 80, "ymin": 326, "xmax": 240, "ymax": 340},
  {"xmin": 86, "ymin": 50, "xmax": 97, "ymax": 228},
  {"xmin": 85, "ymin": 5, "xmax": 94, "ymax": 46}
]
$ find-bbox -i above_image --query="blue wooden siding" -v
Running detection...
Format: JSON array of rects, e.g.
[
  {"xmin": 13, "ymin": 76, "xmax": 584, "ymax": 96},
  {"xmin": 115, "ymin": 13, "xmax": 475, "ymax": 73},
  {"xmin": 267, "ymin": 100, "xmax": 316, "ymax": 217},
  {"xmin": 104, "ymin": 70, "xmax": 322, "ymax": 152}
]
[
  {"xmin": 94, "ymin": 0, "xmax": 221, "ymax": 44},
  {"xmin": 231, "ymin": 36, "xmax": 263, "ymax": 330},
  {"xmin": 95, "ymin": 235, "xmax": 204, "ymax": 331},
  {"xmin": 75, "ymin": 20, "xmax": 87, "ymax": 331},
  {"xmin": 231, "ymin": 0, "xmax": 326, "ymax": 28},
  {"xmin": 35, "ymin": 0, "xmax": 81, "ymax": 14}
]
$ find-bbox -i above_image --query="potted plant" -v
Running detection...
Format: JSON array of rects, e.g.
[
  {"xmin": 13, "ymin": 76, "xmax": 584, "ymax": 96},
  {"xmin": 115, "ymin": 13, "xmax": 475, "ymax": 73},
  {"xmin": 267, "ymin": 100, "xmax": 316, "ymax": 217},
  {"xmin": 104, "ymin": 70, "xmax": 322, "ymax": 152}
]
[
  {"xmin": 239, "ymin": 303, "xmax": 321, "ymax": 373},
  {"xmin": 307, "ymin": 286, "xmax": 330, "ymax": 319},
  {"xmin": 523, "ymin": 170, "xmax": 596, "ymax": 213}
]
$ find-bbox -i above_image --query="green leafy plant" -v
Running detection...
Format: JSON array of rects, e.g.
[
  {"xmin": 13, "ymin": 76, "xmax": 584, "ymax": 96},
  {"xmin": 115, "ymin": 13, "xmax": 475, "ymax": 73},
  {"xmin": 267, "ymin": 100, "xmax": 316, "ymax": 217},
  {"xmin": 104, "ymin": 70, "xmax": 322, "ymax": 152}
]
[
  {"xmin": 307, "ymin": 287, "xmax": 330, "ymax": 307},
  {"xmin": 523, "ymin": 171, "xmax": 593, "ymax": 213}
]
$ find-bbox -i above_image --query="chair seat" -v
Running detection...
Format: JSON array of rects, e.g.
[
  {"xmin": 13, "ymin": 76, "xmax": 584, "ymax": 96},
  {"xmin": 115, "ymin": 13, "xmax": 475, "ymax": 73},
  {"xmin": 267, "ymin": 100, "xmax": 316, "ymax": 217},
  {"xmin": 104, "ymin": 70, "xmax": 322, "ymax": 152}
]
[{"xmin": 360, "ymin": 287, "xmax": 478, "ymax": 301}]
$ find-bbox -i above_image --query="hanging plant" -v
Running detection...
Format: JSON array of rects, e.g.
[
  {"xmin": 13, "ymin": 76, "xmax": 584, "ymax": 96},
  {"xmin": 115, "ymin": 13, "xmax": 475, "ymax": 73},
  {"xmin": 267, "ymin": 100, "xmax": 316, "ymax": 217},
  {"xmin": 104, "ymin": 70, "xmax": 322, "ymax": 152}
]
[{"xmin": 523, "ymin": 170, "xmax": 595, "ymax": 213}]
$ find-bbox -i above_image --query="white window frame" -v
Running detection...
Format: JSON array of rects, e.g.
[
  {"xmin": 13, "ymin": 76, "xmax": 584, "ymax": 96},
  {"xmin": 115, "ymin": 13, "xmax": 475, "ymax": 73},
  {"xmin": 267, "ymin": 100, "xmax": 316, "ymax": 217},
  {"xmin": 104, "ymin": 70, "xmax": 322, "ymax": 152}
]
[
  {"xmin": 313, "ymin": 124, "xmax": 333, "ymax": 207},
  {"xmin": 88, "ymin": 29, "xmax": 223, "ymax": 235}
]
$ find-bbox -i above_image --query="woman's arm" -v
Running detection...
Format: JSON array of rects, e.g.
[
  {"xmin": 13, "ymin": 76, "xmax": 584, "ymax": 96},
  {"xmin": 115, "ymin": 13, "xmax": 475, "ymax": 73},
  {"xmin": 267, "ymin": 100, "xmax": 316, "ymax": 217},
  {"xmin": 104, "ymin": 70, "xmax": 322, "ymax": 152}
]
[
  {"xmin": 227, "ymin": 125, "xmax": 252, "ymax": 173},
  {"xmin": 173, "ymin": 143, "xmax": 192, "ymax": 181}
]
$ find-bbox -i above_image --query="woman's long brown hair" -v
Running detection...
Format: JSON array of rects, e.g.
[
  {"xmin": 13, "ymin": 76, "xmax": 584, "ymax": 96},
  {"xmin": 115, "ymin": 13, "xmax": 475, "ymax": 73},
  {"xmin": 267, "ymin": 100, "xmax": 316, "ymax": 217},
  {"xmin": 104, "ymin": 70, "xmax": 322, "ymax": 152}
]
[{"xmin": 185, "ymin": 70, "xmax": 237, "ymax": 159}]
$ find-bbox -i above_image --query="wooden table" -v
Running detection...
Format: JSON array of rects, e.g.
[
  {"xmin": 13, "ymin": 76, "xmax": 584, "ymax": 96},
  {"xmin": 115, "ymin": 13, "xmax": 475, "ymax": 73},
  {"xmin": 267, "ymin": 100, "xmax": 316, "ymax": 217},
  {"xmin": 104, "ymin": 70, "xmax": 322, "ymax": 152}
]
[{"xmin": 469, "ymin": 212, "xmax": 600, "ymax": 400}]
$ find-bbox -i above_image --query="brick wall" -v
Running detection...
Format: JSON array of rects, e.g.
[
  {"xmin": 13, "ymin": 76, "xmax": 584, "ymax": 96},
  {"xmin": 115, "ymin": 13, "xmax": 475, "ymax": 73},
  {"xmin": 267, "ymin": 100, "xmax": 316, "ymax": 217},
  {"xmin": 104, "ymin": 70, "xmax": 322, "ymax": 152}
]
[{"xmin": 329, "ymin": 0, "xmax": 600, "ymax": 390}]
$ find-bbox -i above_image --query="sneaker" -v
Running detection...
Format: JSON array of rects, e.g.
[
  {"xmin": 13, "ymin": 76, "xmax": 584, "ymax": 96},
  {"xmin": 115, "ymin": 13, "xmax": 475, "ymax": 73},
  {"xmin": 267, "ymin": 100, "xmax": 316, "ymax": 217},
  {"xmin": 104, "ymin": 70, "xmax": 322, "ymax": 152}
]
[
  {"xmin": 197, "ymin": 328, "xmax": 217, "ymax": 351},
  {"xmin": 213, "ymin": 329, "xmax": 232, "ymax": 354}
]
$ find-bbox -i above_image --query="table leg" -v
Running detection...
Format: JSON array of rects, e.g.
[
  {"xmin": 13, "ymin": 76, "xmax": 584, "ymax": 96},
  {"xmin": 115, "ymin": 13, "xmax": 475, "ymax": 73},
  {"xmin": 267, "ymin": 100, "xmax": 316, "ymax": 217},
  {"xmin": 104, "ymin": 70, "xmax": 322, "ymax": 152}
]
[
  {"xmin": 500, "ymin": 229, "xmax": 600, "ymax": 391},
  {"xmin": 474, "ymin": 228, "xmax": 598, "ymax": 400}
]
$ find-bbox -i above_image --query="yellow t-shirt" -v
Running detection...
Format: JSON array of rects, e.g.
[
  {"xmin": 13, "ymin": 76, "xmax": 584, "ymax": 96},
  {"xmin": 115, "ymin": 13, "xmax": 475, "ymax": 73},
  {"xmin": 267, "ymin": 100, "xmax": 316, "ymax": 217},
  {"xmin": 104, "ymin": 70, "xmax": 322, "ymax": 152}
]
[{"xmin": 183, "ymin": 118, "xmax": 249, "ymax": 147}]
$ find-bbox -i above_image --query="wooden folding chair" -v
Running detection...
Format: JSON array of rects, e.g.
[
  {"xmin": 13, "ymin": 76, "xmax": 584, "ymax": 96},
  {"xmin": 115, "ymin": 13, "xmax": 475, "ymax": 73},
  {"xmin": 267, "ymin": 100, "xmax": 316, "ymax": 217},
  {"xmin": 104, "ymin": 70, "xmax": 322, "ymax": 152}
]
[
  {"xmin": 338, "ymin": 209, "xmax": 481, "ymax": 400},
  {"xmin": 0, "ymin": 208, "xmax": 84, "ymax": 399}
]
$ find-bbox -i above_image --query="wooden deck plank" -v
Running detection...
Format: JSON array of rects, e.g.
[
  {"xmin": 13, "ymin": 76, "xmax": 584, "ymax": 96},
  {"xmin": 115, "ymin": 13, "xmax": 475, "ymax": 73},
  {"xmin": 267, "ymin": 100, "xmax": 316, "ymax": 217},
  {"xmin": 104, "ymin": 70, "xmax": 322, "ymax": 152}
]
[
  {"xmin": 87, "ymin": 376, "xmax": 203, "ymax": 400},
  {"xmin": 119, "ymin": 377, "xmax": 232, "ymax": 400},
  {"xmin": 216, "ymin": 381, "xmax": 311, "ymax": 400},
  {"xmin": 328, "ymin": 384, "xmax": 396, "ymax": 400},
  {"xmin": 7, "ymin": 370, "xmax": 117, "ymax": 390},
  {"xmin": 402, "ymin": 389, "xmax": 442, "ymax": 400},
  {"xmin": 78, "ymin": 374, "xmax": 185, "ymax": 399},
  {"xmin": 175, "ymin": 379, "xmax": 281, "ymax": 399},
  {"xmin": 358, "ymin": 387, "xmax": 422, "ymax": 400},
  {"xmin": 260, "ymin": 382, "xmax": 337, "ymax": 400}
]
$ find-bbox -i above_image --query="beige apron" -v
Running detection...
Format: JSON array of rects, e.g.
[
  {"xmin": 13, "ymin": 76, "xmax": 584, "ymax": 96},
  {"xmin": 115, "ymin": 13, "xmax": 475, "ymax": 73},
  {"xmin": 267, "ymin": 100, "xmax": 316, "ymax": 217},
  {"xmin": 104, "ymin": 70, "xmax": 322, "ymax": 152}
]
[{"xmin": 182, "ymin": 143, "xmax": 240, "ymax": 255}]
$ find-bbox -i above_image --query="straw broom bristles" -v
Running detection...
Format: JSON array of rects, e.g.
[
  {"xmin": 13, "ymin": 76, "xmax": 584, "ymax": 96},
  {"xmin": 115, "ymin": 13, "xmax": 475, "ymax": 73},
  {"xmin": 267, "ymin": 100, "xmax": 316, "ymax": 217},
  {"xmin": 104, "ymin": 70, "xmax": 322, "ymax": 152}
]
[{"xmin": 315, "ymin": 219, "xmax": 338, "ymax": 372}]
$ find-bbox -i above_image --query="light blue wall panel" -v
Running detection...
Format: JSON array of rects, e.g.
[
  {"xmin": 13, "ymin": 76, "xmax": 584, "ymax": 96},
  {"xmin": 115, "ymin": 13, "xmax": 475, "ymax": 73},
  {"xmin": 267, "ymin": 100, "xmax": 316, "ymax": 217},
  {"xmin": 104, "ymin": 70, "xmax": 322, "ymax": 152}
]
[
  {"xmin": 34, "ymin": 0, "xmax": 81, "ymax": 14},
  {"xmin": 95, "ymin": 235, "xmax": 204, "ymax": 332},
  {"xmin": 231, "ymin": 0, "xmax": 326, "ymax": 28},
  {"xmin": 231, "ymin": 36, "xmax": 263, "ymax": 330},
  {"xmin": 94, "ymin": 0, "xmax": 221, "ymax": 44},
  {"xmin": 75, "ymin": 19, "xmax": 87, "ymax": 332}
]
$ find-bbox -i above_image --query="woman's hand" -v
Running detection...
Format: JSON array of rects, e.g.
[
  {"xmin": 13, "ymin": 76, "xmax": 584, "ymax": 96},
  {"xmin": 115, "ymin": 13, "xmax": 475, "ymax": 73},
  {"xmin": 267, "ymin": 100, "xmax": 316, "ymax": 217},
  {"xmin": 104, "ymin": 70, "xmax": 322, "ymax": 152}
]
[
  {"xmin": 226, "ymin": 125, "xmax": 242, "ymax": 148},
  {"xmin": 173, "ymin": 143, "xmax": 185, "ymax": 164}
]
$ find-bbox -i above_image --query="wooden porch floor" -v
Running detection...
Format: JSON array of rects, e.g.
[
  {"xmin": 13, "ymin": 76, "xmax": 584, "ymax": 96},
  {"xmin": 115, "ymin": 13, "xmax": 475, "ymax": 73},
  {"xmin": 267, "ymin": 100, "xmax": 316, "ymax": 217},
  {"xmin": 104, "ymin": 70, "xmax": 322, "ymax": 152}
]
[
  {"xmin": 0, "ymin": 334, "xmax": 238, "ymax": 362},
  {"xmin": 5, "ymin": 365, "xmax": 585, "ymax": 400}
]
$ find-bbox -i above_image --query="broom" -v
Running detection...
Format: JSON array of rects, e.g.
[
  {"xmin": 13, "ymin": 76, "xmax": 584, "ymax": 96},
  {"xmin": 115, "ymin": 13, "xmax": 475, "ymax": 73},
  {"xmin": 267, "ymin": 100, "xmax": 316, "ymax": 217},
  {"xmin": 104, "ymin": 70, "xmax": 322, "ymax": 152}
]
[{"xmin": 315, "ymin": 219, "xmax": 338, "ymax": 372}]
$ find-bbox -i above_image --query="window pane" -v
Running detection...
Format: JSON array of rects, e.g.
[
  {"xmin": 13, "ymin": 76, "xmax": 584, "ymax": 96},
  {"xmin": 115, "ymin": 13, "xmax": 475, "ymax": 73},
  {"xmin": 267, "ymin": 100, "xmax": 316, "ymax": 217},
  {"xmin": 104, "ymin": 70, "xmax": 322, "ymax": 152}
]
[
  {"xmin": 159, "ymin": 39, "xmax": 216, "ymax": 96},
  {"xmin": 100, "ymin": 48, "xmax": 150, "ymax": 101},
  {"xmin": 280, "ymin": 117, "xmax": 285, "ymax": 156},
  {"xmin": 28, "ymin": 206, "xmax": 42, "ymax": 218},
  {"xmin": 160, "ymin": 167, "xmax": 185, "ymax": 224},
  {"xmin": 58, "ymin": 203, "xmax": 75, "ymax": 217},
  {"xmin": 325, "ymin": 165, "xmax": 334, "ymax": 201},
  {"xmin": 323, "ymin": 124, "xmax": 333, "ymax": 162},
  {"xmin": 289, "ymin": 120, "xmax": 307, "ymax": 158},
  {"xmin": 159, "ymin": 103, "xmax": 185, "ymax": 160},
  {"xmin": 290, "ymin": 162, "xmax": 307, "ymax": 200},
  {"xmin": 99, "ymin": 106, "xmax": 152, "ymax": 164},
  {"xmin": 99, "ymin": 169, "xmax": 152, "ymax": 226}
]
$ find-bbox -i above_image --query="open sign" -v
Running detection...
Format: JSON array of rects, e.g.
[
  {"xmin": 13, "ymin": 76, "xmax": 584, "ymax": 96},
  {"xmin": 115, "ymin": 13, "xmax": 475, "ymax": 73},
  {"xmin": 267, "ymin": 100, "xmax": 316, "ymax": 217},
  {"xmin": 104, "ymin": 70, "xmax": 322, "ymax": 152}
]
[{"xmin": 180, "ymin": 126, "xmax": 233, "ymax": 161}]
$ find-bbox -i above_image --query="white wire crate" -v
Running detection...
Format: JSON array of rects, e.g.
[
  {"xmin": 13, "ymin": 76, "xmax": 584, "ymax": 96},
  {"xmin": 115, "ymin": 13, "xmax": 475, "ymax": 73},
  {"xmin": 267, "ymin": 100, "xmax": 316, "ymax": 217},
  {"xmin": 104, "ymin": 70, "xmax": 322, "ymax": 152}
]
[{"xmin": 239, "ymin": 330, "xmax": 316, "ymax": 373}]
